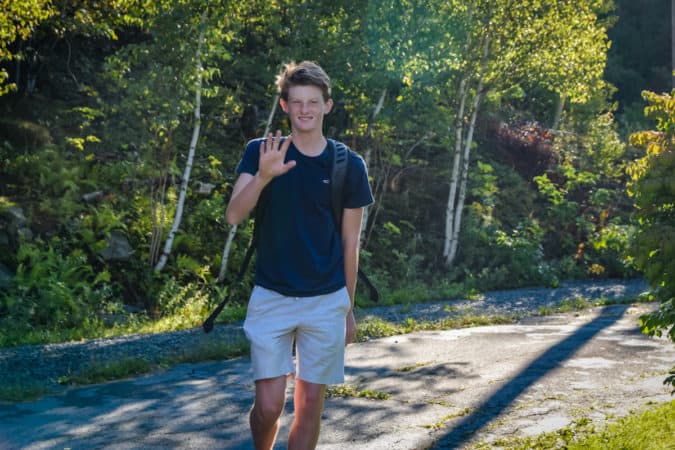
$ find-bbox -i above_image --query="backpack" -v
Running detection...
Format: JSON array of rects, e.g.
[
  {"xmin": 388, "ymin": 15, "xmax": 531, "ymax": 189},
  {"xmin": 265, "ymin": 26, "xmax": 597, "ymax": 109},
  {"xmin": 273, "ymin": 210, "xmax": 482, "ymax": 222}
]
[{"xmin": 203, "ymin": 139, "xmax": 378, "ymax": 333}]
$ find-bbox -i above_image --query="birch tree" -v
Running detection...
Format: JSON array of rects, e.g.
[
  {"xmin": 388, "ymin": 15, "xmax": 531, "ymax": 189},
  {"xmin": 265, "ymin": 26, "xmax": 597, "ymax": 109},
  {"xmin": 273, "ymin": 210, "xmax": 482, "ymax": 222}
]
[
  {"xmin": 439, "ymin": 0, "xmax": 610, "ymax": 266},
  {"xmin": 104, "ymin": 1, "xmax": 238, "ymax": 271},
  {"xmin": 347, "ymin": 0, "xmax": 455, "ymax": 247},
  {"xmin": 153, "ymin": 9, "xmax": 207, "ymax": 272},
  {"xmin": 359, "ymin": 87, "xmax": 386, "ymax": 245}
]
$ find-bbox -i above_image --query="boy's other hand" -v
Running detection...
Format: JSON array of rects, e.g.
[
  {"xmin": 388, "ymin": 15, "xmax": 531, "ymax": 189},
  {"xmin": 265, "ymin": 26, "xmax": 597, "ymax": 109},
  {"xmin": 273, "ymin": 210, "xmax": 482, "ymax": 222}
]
[{"xmin": 345, "ymin": 310, "xmax": 356, "ymax": 345}]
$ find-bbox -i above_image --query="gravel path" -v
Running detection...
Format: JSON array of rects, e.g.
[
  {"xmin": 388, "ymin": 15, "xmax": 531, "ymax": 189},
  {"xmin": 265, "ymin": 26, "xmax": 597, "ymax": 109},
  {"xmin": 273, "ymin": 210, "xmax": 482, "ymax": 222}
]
[
  {"xmin": 358, "ymin": 278, "xmax": 650, "ymax": 323},
  {"xmin": 0, "ymin": 278, "xmax": 650, "ymax": 393}
]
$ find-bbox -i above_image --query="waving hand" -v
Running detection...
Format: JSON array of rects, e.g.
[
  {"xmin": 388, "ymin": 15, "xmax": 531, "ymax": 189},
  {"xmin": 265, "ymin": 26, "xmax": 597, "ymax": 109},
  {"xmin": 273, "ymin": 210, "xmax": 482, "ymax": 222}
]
[{"xmin": 258, "ymin": 130, "xmax": 296, "ymax": 182}]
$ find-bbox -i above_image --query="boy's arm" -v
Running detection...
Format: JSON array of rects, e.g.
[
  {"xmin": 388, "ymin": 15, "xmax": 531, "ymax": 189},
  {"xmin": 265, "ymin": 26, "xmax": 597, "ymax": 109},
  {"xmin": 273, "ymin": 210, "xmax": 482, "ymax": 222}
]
[
  {"xmin": 341, "ymin": 207, "xmax": 364, "ymax": 345},
  {"xmin": 225, "ymin": 172, "xmax": 268, "ymax": 225}
]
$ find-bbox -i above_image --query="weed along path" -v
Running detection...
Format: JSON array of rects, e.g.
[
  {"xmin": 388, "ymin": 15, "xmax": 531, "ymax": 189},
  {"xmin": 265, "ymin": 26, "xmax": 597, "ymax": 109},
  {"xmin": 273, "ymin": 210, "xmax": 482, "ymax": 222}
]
[{"xmin": 1, "ymin": 281, "xmax": 674, "ymax": 449}]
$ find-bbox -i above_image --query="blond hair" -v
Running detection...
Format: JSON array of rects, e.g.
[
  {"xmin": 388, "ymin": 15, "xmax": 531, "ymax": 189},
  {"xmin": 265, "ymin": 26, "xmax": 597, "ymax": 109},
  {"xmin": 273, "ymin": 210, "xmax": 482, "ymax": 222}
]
[{"xmin": 275, "ymin": 61, "xmax": 331, "ymax": 101}]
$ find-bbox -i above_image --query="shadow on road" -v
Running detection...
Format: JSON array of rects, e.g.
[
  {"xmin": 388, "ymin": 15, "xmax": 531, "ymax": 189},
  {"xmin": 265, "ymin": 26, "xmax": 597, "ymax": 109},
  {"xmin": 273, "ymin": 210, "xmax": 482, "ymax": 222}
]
[{"xmin": 430, "ymin": 304, "xmax": 630, "ymax": 449}]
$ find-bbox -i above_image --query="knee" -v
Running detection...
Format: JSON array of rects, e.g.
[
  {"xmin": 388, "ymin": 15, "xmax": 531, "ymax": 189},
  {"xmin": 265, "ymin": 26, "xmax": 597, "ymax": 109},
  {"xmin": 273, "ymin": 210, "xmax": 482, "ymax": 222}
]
[
  {"xmin": 295, "ymin": 384, "xmax": 325, "ymax": 411},
  {"xmin": 252, "ymin": 397, "xmax": 284, "ymax": 424}
]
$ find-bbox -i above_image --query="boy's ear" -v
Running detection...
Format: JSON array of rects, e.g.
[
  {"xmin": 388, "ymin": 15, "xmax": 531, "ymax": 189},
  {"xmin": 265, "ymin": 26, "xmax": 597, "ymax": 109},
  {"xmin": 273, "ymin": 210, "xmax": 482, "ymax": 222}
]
[
  {"xmin": 325, "ymin": 98, "xmax": 333, "ymax": 114},
  {"xmin": 280, "ymin": 97, "xmax": 288, "ymax": 113}
]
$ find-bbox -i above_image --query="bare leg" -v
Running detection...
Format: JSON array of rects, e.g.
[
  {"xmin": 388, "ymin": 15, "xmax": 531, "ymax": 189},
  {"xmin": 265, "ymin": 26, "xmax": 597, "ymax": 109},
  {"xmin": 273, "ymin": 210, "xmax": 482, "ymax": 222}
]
[
  {"xmin": 288, "ymin": 379, "xmax": 326, "ymax": 450},
  {"xmin": 250, "ymin": 376, "xmax": 287, "ymax": 450}
]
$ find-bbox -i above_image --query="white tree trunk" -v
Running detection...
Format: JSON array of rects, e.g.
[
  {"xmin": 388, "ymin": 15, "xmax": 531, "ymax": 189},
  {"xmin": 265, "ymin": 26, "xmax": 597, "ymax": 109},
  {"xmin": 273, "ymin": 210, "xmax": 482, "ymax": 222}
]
[
  {"xmin": 448, "ymin": 78, "xmax": 484, "ymax": 265},
  {"xmin": 154, "ymin": 11, "xmax": 207, "ymax": 272},
  {"xmin": 217, "ymin": 225, "xmax": 238, "ymax": 282},
  {"xmin": 445, "ymin": 32, "xmax": 489, "ymax": 267},
  {"xmin": 444, "ymin": 75, "xmax": 469, "ymax": 263},
  {"xmin": 217, "ymin": 94, "xmax": 280, "ymax": 282},
  {"xmin": 443, "ymin": 2, "xmax": 475, "ymax": 265},
  {"xmin": 360, "ymin": 87, "xmax": 387, "ymax": 245}
]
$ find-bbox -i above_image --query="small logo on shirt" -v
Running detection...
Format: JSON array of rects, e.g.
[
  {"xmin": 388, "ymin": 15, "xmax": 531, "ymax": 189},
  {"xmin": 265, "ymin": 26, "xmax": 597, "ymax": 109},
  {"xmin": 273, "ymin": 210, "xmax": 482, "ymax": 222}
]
[{"xmin": 322, "ymin": 179, "xmax": 330, "ymax": 184}]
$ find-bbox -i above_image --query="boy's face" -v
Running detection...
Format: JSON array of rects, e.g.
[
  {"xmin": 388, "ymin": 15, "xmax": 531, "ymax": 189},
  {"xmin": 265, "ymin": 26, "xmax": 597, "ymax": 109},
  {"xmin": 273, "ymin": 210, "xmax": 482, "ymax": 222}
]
[{"xmin": 281, "ymin": 85, "xmax": 333, "ymax": 133}]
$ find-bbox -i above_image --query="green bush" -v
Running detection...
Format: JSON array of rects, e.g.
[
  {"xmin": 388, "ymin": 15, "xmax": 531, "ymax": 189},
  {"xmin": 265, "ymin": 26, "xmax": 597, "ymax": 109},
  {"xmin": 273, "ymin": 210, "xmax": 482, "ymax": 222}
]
[
  {"xmin": 626, "ymin": 90, "xmax": 675, "ymax": 394},
  {"xmin": 367, "ymin": 219, "xmax": 427, "ymax": 291},
  {"xmin": 628, "ymin": 91, "xmax": 675, "ymax": 344},
  {"xmin": 459, "ymin": 210, "xmax": 557, "ymax": 290},
  {"xmin": 0, "ymin": 240, "xmax": 114, "ymax": 345}
]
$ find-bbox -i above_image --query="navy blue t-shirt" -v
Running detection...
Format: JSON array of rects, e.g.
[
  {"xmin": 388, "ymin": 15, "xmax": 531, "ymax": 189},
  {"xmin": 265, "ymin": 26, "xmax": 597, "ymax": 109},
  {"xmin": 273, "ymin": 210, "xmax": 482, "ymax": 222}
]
[{"xmin": 235, "ymin": 138, "xmax": 374, "ymax": 297}]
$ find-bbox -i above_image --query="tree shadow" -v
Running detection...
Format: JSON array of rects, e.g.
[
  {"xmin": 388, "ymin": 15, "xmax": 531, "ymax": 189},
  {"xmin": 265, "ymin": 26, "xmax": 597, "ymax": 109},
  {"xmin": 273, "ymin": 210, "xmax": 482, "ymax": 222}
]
[
  {"xmin": 430, "ymin": 304, "xmax": 630, "ymax": 449},
  {"xmin": 0, "ymin": 358, "xmax": 258, "ymax": 449}
]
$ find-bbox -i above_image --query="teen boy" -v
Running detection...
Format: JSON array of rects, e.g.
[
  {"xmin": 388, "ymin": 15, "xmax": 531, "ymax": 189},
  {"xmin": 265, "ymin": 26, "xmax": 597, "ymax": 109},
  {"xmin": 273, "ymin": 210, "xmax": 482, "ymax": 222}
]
[{"xmin": 225, "ymin": 61, "xmax": 374, "ymax": 450}]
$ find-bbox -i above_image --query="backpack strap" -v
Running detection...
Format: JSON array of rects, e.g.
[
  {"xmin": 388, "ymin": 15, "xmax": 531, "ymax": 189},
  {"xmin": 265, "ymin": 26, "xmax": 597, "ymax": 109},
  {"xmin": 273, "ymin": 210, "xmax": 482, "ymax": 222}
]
[
  {"xmin": 328, "ymin": 138, "xmax": 349, "ymax": 231},
  {"xmin": 203, "ymin": 183, "xmax": 270, "ymax": 333}
]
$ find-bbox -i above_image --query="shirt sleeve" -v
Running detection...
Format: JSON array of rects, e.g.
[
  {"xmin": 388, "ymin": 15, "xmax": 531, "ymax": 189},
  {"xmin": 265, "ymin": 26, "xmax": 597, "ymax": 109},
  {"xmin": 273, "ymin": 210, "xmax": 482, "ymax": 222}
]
[
  {"xmin": 343, "ymin": 150, "xmax": 374, "ymax": 209},
  {"xmin": 235, "ymin": 138, "xmax": 263, "ymax": 175}
]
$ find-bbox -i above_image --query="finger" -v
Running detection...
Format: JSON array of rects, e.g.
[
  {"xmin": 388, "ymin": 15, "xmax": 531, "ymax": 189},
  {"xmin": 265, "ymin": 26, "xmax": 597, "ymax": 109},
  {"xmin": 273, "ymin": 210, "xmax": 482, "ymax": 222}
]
[
  {"xmin": 279, "ymin": 133, "xmax": 292, "ymax": 155},
  {"xmin": 266, "ymin": 132, "xmax": 276, "ymax": 152},
  {"xmin": 275, "ymin": 130, "xmax": 282, "ymax": 150},
  {"xmin": 281, "ymin": 160, "xmax": 296, "ymax": 174},
  {"xmin": 265, "ymin": 132, "xmax": 275, "ymax": 152}
]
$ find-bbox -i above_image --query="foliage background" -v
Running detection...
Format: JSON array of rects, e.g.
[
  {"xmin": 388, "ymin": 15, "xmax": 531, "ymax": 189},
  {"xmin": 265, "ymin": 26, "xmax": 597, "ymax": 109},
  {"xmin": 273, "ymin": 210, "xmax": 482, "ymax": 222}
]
[{"xmin": 0, "ymin": 0, "xmax": 671, "ymax": 345}]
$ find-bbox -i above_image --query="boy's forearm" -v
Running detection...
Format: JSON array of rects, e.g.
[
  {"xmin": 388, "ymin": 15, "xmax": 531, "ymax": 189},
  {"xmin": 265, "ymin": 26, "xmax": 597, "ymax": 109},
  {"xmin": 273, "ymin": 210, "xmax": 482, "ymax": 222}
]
[
  {"xmin": 343, "ymin": 247, "xmax": 358, "ymax": 310},
  {"xmin": 341, "ymin": 207, "xmax": 365, "ymax": 310},
  {"xmin": 225, "ymin": 174, "xmax": 270, "ymax": 225}
]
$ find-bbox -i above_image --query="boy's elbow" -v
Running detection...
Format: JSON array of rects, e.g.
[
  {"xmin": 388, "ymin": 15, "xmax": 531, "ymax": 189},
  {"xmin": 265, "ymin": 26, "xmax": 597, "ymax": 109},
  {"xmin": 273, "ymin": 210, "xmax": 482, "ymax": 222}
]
[{"xmin": 225, "ymin": 208, "xmax": 242, "ymax": 226}]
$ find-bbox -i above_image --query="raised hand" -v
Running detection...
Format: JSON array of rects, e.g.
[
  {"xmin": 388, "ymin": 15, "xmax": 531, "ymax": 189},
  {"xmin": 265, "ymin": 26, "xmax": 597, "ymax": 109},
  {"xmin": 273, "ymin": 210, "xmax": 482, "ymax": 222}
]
[{"xmin": 258, "ymin": 130, "xmax": 296, "ymax": 182}]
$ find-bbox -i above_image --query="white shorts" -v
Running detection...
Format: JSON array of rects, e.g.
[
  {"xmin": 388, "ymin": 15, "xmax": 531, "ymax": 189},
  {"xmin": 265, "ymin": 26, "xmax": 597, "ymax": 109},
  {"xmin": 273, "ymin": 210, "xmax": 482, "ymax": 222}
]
[{"xmin": 243, "ymin": 285, "xmax": 351, "ymax": 385}]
